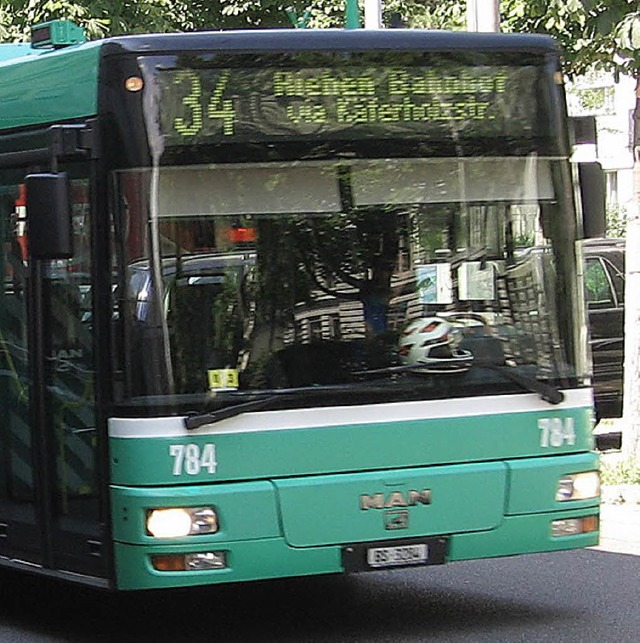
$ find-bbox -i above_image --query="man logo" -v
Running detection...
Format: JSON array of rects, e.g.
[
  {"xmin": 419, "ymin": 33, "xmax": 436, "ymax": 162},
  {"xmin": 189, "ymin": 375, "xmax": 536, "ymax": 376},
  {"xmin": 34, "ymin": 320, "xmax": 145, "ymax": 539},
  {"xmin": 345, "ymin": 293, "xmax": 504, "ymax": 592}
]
[
  {"xmin": 359, "ymin": 489, "xmax": 432, "ymax": 510},
  {"xmin": 385, "ymin": 509, "xmax": 409, "ymax": 530}
]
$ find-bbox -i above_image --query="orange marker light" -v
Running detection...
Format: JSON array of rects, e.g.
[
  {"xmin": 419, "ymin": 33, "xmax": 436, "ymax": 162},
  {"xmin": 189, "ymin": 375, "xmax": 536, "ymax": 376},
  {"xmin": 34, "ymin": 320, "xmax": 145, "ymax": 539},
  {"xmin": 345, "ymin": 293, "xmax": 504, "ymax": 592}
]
[{"xmin": 228, "ymin": 227, "xmax": 256, "ymax": 243}]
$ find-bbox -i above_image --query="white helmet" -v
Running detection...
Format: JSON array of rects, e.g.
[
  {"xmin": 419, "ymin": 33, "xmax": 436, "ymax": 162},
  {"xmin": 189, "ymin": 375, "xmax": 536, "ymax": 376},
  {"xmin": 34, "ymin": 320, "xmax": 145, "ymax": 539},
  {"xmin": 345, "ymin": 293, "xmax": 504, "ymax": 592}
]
[{"xmin": 398, "ymin": 317, "xmax": 473, "ymax": 373}]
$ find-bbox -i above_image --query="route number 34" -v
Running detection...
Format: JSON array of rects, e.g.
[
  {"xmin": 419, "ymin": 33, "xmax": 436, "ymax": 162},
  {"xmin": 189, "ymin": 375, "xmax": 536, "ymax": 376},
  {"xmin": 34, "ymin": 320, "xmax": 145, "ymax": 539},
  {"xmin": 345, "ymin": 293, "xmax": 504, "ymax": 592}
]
[
  {"xmin": 170, "ymin": 443, "xmax": 217, "ymax": 476},
  {"xmin": 538, "ymin": 418, "xmax": 576, "ymax": 448}
]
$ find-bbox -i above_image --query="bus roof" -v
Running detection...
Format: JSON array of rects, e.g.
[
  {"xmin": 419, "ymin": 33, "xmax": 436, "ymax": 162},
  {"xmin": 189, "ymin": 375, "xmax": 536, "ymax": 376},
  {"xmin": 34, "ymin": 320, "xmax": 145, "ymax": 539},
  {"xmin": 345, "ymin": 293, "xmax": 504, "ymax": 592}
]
[
  {"xmin": 0, "ymin": 28, "xmax": 560, "ymax": 134},
  {"xmin": 0, "ymin": 28, "xmax": 560, "ymax": 67},
  {"xmin": 100, "ymin": 28, "xmax": 559, "ymax": 56},
  {"xmin": 0, "ymin": 43, "xmax": 34, "ymax": 63},
  {"xmin": 0, "ymin": 40, "xmax": 101, "ymax": 132}
]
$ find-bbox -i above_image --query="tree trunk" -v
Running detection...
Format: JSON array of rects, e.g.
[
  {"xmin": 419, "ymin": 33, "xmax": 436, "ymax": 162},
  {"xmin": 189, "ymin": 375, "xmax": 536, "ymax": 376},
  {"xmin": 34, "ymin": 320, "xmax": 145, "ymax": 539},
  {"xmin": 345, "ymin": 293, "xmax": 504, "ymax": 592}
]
[{"xmin": 621, "ymin": 77, "xmax": 640, "ymax": 460}]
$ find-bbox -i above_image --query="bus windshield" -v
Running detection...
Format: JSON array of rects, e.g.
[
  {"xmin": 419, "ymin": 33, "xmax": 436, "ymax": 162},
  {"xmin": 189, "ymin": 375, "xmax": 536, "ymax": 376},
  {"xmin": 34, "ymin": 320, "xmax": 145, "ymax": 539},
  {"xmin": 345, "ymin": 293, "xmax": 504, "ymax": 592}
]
[
  {"xmin": 107, "ymin": 47, "xmax": 588, "ymax": 412},
  {"xmin": 114, "ymin": 154, "xmax": 586, "ymax": 409}
]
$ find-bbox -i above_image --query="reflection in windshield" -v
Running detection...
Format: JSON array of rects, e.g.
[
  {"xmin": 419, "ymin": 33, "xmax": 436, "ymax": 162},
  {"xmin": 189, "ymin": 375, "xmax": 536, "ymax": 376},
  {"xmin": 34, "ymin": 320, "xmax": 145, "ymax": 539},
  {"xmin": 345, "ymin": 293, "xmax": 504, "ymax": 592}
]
[{"xmin": 112, "ymin": 157, "xmax": 586, "ymax": 408}]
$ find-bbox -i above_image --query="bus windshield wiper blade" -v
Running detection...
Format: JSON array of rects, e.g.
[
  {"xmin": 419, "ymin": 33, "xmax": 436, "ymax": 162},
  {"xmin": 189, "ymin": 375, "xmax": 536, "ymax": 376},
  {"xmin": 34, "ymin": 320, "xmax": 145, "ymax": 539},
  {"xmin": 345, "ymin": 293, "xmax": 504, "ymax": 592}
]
[
  {"xmin": 353, "ymin": 361, "xmax": 564, "ymax": 404},
  {"xmin": 184, "ymin": 382, "xmax": 390, "ymax": 430},
  {"xmin": 487, "ymin": 365, "xmax": 564, "ymax": 404},
  {"xmin": 184, "ymin": 395, "xmax": 281, "ymax": 430},
  {"xmin": 184, "ymin": 364, "xmax": 564, "ymax": 430}
]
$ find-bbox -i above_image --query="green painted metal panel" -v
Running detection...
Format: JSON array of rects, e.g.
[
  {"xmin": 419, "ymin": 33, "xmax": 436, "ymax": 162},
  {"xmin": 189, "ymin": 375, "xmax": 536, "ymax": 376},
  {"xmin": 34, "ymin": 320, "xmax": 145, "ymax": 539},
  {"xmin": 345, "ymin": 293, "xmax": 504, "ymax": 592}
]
[
  {"xmin": 109, "ymin": 450, "xmax": 600, "ymax": 589},
  {"xmin": 0, "ymin": 42, "xmax": 101, "ymax": 129},
  {"xmin": 448, "ymin": 505, "xmax": 600, "ymax": 561},
  {"xmin": 0, "ymin": 44, "xmax": 32, "ymax": 63},
  {"xmin": 112, "ymin": 505, "xmax": 599, "ymax": 590},
  {"xmin": 507, "ymin": 452, "xmax": 600, "ymax": 515},
  {"xmin": 110, "ymin": 405, "xmax": 594, "ymax": 486},
  {"xmin": 274, "ymin": 462, "xmax": 507, "ymax": 547},
  {"xmin": 111, "ymin": 481, "xmax": 280, "ymax": 545},
  {"xmin": 114, "ymin": 538, "xmax": 341, "ymax": 591}
]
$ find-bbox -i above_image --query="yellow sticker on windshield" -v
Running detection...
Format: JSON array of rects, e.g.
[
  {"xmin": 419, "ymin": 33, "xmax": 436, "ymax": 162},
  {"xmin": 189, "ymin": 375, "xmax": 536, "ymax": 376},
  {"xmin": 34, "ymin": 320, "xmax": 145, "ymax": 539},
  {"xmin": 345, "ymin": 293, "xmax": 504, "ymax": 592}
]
[{"xmin": 208, "ymin": 369, "xmax": 239, "ymax": 390}]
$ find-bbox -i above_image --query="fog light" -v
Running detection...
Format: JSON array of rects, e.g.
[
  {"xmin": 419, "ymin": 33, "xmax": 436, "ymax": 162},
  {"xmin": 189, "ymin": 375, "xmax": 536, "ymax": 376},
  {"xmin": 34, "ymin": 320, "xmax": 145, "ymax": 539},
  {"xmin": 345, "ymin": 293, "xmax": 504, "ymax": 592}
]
[
  {"xmin": 146, "ymin": 506, "xmax": 218, "ymax": 538},
  {"xmin": 555, "ymin": 471, "xmax": 600, "ymax": 502},
  {"xmin": 551, "ymin": 515, "xmax": 599, "ymax": 537},
  {"xmin": 151, "ymin": 551, "xmax": 227, "ymax": 571},
  {"xmin": 186, "ymin": 551, "xmax": 227, "ymax": 570}
]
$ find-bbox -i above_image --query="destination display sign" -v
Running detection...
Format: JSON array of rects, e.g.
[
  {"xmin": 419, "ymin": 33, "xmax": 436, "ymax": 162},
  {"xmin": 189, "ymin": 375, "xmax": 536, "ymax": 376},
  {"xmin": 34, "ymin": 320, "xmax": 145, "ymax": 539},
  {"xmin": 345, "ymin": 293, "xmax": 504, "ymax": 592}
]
[{"xmin": 157, "ymin": 65, "xmax": 540, "ymax": 145}]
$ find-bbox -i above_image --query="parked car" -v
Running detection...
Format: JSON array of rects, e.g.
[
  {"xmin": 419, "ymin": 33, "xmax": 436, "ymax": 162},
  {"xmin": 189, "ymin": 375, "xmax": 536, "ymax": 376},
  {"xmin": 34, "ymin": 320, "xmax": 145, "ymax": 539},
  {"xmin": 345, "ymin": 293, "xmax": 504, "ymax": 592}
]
[{"xmin": 583, "ymin": 238, "xmax": 625, "ymax": 421}]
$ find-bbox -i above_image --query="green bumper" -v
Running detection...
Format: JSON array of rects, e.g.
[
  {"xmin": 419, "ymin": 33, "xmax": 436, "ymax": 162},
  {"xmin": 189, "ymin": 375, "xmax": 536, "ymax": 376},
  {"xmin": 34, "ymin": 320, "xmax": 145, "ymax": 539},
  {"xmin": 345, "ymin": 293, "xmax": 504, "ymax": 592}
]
[{"xmin": 112, "ymin": 451, "xmax": 600, "ymax": 591}]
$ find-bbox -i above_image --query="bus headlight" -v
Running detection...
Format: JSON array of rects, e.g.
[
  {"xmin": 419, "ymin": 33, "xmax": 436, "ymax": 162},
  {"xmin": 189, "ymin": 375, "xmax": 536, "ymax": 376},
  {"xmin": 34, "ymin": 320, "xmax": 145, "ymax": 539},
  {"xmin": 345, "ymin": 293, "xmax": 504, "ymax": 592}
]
[
  {"xmin": 146, "ymin": 507, "xmax": 218, "ymax": 538},
  {"xmin": 555, "ymin": 471, "xmax": 600, "ymax": 502}
]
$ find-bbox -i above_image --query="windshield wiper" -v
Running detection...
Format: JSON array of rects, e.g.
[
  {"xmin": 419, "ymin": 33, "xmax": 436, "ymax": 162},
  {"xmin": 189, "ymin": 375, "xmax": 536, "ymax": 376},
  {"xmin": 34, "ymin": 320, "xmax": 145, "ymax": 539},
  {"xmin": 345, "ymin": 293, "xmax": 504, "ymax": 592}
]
[
  {"xmin": 184, "ymin": 382, "xmax": 396, "ymax": 430},
  {"xmin": 486, "ymin": 365, "xmax": 564, "ymax": 404},
  {"xmin": 353, "ymin": 360, "xmax": 564, "ymax": 405},
  {"xmin": 184, "ymin": 395, "xmax": 282, "ymax": 430},
  {"xmin": 184, "ymin": 361, "xmax": 564, "ymax": 430}
]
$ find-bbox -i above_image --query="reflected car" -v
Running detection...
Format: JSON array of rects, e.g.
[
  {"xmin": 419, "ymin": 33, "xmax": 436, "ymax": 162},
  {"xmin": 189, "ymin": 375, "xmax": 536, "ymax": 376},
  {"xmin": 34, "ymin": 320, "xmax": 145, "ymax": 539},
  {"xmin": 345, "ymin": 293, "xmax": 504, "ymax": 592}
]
[{"xmin": 583, "ymin": 238, "xmax": 625, "ymax": 420}]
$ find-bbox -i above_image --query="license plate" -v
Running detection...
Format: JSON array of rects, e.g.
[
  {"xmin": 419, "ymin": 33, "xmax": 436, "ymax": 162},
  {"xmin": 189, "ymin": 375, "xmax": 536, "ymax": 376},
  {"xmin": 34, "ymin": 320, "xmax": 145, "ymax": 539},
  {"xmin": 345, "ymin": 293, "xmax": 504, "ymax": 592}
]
[
  {"xmin": 366, "ymin": 543, "xmax": 428, "ymax": 568},
  {"xmin": 342, "ymin": 537, "xmax": 447, "ymax": 573}
]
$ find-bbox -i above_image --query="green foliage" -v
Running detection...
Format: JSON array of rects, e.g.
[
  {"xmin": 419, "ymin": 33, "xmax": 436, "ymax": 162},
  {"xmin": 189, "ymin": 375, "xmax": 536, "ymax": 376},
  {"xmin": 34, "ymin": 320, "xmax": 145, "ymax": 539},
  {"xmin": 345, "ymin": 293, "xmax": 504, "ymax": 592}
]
[
  {"xmin": 585, "ymin": 258, "xmax": 611, "ymax": 299},
  {"xmin": 0, "ymin": 0, "xmax": 455, "ymax": 40},
  {"xmin": 1, "ymin": 1, "xmax": 638, "ymax": 78},
  {"xmin": 400, "ymin": 0, "xmax": 465, "ymax": 30},
  {"xmin": 601, "ymin": 457, "xmax": 640, "ymax": 485},
  {"xmin": 501, "ymin": 0, "xmax": 640, "ymax": 77},
  {"xmin": 607, "ymin": 203, "xmax": 627, "ymax": 238},
  {"xmin": 575, "ymin": 86, "xmax": 614, "ymax": 112},
  {"xmin": 0, "ymin": 0, "xmax": 185, "ymax": 39}
]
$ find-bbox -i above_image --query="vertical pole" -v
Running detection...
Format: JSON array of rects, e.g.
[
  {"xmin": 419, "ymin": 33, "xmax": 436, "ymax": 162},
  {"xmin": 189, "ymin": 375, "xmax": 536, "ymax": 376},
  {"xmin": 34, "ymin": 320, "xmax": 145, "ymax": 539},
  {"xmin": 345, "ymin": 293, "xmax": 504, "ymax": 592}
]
[
  {"xmin": 345, "ymin": 0, "xmax": 362, "ymax": 29},
  {"xmin": 622, "ymin": 79, "xmax": 640, "ymax": 461},
  {"xmin": 466, "ymin": 0, "xmax": 500, "ymax": 32},
  {"xmin": 364, "ymin": 0, "xmax": 382, "ymax": 29}
]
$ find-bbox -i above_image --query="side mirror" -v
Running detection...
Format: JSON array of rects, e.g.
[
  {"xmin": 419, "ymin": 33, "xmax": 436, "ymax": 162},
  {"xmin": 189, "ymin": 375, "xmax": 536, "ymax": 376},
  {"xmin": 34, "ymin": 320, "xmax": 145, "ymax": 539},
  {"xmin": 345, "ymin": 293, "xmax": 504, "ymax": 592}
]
[
  {"xmin": 578, "ymin": 162, "xmax": 606, "ymax": 239},
  {"xmin": 26, "ymin": 172, "xmax": 73, "ymax": 260}
]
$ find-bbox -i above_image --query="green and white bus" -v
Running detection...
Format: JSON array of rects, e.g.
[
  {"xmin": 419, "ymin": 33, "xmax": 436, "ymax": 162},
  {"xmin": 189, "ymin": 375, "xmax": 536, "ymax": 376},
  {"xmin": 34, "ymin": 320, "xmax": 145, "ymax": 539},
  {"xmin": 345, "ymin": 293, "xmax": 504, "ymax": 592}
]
[{"xmin": 0, "ymin": 21, "xmax": 601, "ymax": 591}]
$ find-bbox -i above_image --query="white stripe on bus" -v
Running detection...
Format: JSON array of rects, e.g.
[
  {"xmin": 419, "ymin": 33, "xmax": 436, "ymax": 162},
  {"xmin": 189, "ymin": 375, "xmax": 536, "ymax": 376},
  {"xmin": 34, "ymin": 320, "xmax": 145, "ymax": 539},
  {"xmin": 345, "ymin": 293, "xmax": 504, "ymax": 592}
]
[{"xmin": 108, "ymin": 388, "xmax": 593, "ymax": 439}]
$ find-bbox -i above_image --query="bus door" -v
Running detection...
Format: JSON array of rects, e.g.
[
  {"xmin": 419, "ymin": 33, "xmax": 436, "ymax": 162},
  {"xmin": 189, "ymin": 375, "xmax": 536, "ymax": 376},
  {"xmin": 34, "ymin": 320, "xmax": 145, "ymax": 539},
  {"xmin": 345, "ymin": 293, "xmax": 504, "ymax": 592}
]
[
  {"xmin": 0, "ymin": 179, "xmax": 41, "ymax": 563},
  {"xmin": 0, "ymin": 169, "xmax": 104, "ymax": 580}
]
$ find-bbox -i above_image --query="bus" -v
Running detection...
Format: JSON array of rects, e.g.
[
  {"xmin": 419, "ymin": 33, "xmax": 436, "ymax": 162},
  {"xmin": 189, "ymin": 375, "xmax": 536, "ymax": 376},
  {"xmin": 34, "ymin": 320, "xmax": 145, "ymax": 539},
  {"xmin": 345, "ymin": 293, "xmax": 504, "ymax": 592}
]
[{"xmin": 0, "ymin": 21, "xmax": 601, "ymax": 591}]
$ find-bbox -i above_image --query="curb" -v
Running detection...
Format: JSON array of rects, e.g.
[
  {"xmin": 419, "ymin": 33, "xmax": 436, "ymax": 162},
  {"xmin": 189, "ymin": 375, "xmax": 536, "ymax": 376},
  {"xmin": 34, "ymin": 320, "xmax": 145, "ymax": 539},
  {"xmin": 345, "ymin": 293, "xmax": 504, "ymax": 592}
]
[
  {"xmin": 596, "ymin": 484, "xmax": 640, "ymax": 556},
  {"xmin": 601, "ymin": 484, "xmax": 640, "ymax": 505},
  {"xmin": 595, "ymin": 502, "xmax": 640, "ymax": 556}
]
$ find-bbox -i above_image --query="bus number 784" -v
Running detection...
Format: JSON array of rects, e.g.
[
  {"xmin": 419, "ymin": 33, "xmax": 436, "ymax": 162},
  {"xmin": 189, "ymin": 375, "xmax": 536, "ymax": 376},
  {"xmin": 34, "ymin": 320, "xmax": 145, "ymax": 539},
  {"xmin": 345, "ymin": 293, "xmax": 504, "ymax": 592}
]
[{"xmin": 169, "ymin": 443, "xmax": 217, "ymax": 476}]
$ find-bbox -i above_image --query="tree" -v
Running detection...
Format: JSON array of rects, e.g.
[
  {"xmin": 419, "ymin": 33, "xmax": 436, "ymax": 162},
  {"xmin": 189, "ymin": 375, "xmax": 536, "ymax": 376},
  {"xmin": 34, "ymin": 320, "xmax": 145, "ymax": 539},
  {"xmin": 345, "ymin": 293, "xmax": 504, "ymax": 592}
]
[{"xmin": 0, "ymin": 0, "xmax": 461, "ymax": 38}]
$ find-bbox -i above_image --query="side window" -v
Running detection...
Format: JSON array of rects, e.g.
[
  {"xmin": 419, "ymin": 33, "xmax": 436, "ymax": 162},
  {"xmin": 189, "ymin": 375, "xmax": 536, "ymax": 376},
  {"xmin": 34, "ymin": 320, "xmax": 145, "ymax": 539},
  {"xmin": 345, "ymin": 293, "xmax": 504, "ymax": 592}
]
[{"xmin": 585, "ymin": 258, "xmax": 615, "ymax": 308}]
